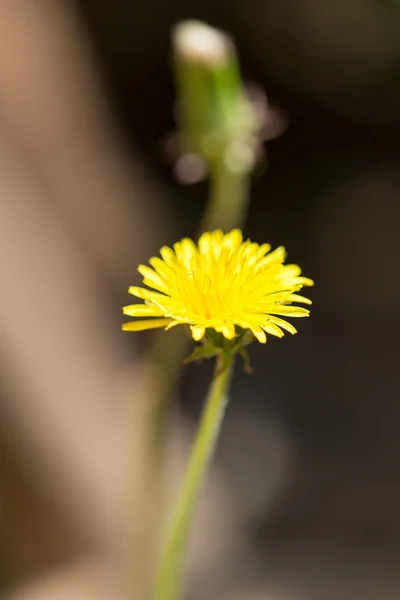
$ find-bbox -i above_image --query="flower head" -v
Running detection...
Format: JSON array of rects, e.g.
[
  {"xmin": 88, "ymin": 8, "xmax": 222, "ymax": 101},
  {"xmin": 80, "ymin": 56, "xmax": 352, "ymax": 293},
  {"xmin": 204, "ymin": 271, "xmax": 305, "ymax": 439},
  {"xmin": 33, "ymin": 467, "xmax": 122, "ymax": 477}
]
[{"xmin": 123, "ymin": 229, "xmax": 313, "ymax": 344}]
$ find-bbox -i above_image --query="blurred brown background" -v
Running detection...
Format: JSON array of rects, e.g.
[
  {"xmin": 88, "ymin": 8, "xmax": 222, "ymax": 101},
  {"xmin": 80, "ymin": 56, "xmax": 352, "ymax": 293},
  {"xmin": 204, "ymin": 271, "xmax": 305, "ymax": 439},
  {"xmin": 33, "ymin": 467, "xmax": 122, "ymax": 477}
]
[{"xmin": 1, "ymin": 0, "xmax": 400, "ymax": 598}]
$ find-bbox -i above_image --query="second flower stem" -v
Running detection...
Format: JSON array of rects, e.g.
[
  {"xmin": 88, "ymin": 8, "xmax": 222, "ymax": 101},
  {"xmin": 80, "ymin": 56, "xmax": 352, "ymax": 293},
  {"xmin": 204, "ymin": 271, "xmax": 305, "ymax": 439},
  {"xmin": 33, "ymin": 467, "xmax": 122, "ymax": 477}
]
[
  {"xmin": 202, "ymin": 160, "xmax": 251, "ymax": 233},
  {"xmin": 154, "ymin": 356, "xmax": 234, "ymax": 600}
]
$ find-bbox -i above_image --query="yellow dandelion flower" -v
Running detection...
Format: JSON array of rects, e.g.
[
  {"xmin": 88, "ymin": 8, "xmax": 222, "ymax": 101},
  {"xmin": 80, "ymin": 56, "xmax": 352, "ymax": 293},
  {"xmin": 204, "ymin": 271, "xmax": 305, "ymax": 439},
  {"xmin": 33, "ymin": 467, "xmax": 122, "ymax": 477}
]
[{"xmin": 122, "ymin": 229, "xmax": 314, "ymax": 344}]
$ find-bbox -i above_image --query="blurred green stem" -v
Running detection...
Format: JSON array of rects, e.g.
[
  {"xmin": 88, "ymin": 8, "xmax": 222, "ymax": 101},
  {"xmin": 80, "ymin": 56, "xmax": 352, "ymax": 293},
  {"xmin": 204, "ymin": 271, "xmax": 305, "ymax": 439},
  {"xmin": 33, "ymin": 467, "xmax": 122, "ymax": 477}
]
[
  {"xmin": 153, "ymin": 356, "xmax": 234, "ymax": 600},
  {"xmin": 202, "ymin": 160, "xmax": 250, "ymax": 232}
]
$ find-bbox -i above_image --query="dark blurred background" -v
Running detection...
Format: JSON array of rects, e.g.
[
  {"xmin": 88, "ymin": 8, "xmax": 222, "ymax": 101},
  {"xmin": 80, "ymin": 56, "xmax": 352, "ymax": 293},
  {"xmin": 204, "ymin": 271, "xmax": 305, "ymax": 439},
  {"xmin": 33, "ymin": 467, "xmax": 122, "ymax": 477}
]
[{"xmin": 1, "ymin": 1, "xmax": 400, "ymax": 599}]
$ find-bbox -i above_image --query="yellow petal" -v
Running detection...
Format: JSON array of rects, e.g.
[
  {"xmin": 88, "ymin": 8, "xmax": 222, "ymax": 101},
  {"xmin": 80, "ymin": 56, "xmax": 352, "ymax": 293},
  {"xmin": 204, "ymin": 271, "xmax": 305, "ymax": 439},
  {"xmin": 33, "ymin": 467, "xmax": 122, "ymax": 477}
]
[
  {"xmin": 138, "ymin": 265, "xmax": 168, "ymax": 292},
  {"xmin": 191, "ymin": 325, "xmax": 205, "ymax": 341},
  {"xmin": 221, "ymin": 322, "xmax": 236, "ymax": 340},
  {"xmin": 128, "ymin": 286, "xmax": 167, "ymax": 301},
  {"xmin": 236, "ymin": 315, "xmax": 266, "ymax": 331},
  {"xmin": 281, "ymin": 276, "xmax": 314, "ymax": 287},
  {"xmin": 180, "ymin": 238, "xmax": 198, "ymax": 267},
  {"xmin": 285, "ymin": 293, "xmax": 312, "ymax": 305},
  {"xmin": 251, "ymin": 327, "xmax": 267, "ymax": 343},
  {"xmin": 173, "ymin": 238, "xmax": 197, "ymax": 267},
  {"xmin": 223, "ymin": 229, "xmax": 243, "ymax": 252},
  {"xmin": 258, "ymin": 246, "xmax": 286, "ymax": 269},
  {"xmin": 123, "ymin": 304, "xmax": 164, "ymax": 317},
  {"xmin": 198, "ymin": 231, "xmax": 214, "ymax": 254},
  {"xmin": 160, "ymin": 245, "xmax": 176, "ymax": 265},
  {"xmin": 300, "ymin": 277, "xmax": 314, "ymax": 287},
  {"xmin": 277, "ymin": 264, "xmax": 302, "ymax": 278},
  {"xmin": 165, "ymin": 320, "xmax": 182, "ymax": 330},
  {"xmin": 142, "ymin": 278, "xmax": 169, "ymax": 294},
  {"xmin": 269, "ymin": 306, "xmax": 310, "ymax": 317},
  {"xmin": 263, "ymin": 322, "xmax": 284, "ymax": 338},
  {"xmin": 256, "ymin": 243, "xmax": 272, "ymax": 259},
  {"xmin": 149, "ymin": 257, "xmax": 171, "ymax": 278},
  {"xmin": 122, "ymin": 318, "xmax": 173, "ymax": 331},
  {"xmin": 267, "ymin": 316, "xmax": 297, "ymax": 334}
]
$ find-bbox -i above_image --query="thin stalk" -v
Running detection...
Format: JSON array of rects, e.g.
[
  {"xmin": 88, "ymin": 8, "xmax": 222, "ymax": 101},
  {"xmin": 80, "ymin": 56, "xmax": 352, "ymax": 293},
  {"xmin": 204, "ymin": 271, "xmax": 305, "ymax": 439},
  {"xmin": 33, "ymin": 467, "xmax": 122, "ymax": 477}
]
[
  {"xmin": 154, "ymin": 356, "xmax": 235, "ymax": 600},
  {"xmin": 202, "ymin": 160, "xmax": 251, "ymax": 233}
]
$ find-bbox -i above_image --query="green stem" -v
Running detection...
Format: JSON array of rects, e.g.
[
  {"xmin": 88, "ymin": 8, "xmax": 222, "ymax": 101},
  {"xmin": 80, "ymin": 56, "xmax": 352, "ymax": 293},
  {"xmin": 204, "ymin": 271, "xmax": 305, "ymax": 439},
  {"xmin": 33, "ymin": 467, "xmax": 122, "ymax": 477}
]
[
  {"xmin": 154, "ymin": 356, "xmax": 235, "ymax": 600},
  {"xmin": 202, "ymin": 160, "xmax": 251, "ymax": 233}
]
